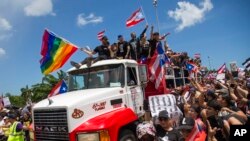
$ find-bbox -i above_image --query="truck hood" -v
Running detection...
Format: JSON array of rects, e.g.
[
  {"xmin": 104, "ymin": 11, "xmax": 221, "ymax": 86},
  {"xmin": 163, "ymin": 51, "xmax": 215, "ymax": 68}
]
[{"xmin": 33, "ymin": 87, "xmax": 126, "ymax": 132}]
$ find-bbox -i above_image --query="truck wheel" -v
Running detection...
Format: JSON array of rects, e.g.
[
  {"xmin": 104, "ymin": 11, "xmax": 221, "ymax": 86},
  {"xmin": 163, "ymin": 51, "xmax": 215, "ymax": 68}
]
[{"xmin": 118, "ymin": 129, "xmax": 137, "ymax": 141}]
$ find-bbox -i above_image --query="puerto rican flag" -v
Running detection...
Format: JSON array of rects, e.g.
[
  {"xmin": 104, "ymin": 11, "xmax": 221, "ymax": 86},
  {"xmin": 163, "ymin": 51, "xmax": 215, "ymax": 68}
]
[
  {"xmin": 126, "ymin": 8, "xmax": 145, "ymax": 28},
  {"xmin": 97, "ymin": 30, "xmax": 105, "ymax": 41},
  {"xmin": 242, "ymin": 57, "xmax": 250, "ymax": 71},
  {"xmin": 217, "ymin": 63, "xmax": 226, "ymax": 74},
  {"xmin": 194, "ymin": 53, "xmax": 200, "ymax": 59},
  {"xmin": 186, "ymin": 62, "xmax": 198, "ymax": 73},
  {"xmin": 148, "ymin": 42, "xmax": 169, "ymax": 90},
  {"xmin": 48, "ymin": 80, "xmax": 68, "ymax": 98}
]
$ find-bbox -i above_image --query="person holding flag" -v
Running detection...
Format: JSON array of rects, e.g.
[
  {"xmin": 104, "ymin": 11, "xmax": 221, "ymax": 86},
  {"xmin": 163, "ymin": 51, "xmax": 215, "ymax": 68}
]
[
  {"xmin": 70, "ymin": 36, "xmax": 111, "ymax": 68},
  {"xmin": 40, "ymin": 29, "xmax": 78, "ymax": 75}
]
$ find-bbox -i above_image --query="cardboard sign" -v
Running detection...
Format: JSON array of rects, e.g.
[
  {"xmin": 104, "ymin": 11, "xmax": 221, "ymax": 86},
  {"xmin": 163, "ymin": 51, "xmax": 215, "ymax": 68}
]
[
  {"xmin": 3, "ymin": 97, "xmax": 11, "ymax": 106},
  {"xmin": 149, "ymin": 94, "xmax": 183, "ymax": 126}
]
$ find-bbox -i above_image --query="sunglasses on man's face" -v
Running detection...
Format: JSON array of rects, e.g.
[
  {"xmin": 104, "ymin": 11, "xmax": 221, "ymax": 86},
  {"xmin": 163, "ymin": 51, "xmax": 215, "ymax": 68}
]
[{"xmin": 158, "ymin": 117, "xmax": 169, "ymax": 121}]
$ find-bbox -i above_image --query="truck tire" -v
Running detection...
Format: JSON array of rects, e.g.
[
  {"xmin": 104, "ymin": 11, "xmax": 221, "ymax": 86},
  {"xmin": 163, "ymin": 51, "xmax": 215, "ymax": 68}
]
[{"xmin": 118, "ymin": 129, "xmax": 137, "ymax": 141}]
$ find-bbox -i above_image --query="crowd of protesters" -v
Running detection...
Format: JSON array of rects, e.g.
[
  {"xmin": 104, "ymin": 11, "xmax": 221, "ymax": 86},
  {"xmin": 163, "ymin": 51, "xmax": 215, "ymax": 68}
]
[
  {"xmin": 0, "ymin": 104, "xmax": 33, "ymax": 141},
  {"xmin": 137, "ymin": 71, "xmax": 250, "ymax": 141},
  {"xmin": 1, "ymin": 24, "xmax": 248, "ymax": 141},
  {"xmin": 69, "ymin": 24, "xmax": 250, "ymax": 141}
]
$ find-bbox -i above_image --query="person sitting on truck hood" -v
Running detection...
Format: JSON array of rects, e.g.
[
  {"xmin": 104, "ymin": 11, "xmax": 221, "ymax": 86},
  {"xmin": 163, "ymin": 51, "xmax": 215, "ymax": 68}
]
[{"xmin": 70, "ymin": 36, "xmax": 111, "ymax": 68}]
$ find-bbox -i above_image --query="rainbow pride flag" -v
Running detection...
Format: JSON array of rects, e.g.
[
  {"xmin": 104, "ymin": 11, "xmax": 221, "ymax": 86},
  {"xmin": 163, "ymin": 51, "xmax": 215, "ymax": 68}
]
[{"xmin": 40, "ymin": 29, "xmax": 78, "ymax": 74}]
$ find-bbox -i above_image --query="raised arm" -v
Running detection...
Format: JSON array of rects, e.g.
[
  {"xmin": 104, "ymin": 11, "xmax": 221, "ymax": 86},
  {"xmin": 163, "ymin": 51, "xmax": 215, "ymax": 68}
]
[
  {"xmin": 139, "ymin": 24, "xmax": 149, "ymax": 39},
  {"xmin": 80, "ymin": 47, "xmax": 97, "ymax": 57},
  {"xmin": 150, "ymin": 25, "xmax": 154, "ymax": 40}
]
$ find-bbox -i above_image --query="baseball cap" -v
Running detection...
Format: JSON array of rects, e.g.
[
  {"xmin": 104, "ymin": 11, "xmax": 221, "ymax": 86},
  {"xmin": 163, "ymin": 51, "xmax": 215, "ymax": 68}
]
[
  {"xmin": 117, "ymin": 35, "xmax": 123, "ymax": 39},
  {"xmin": 177, "ymin": 117, "xmax": 195, "ymax": 130},
  {"xmin": 7, "ymin": 113, "xmax": 17, "ymax": 119},
  {"xmin": 158, "ymin": 110, "xmax": 169, "ymax": 119}
]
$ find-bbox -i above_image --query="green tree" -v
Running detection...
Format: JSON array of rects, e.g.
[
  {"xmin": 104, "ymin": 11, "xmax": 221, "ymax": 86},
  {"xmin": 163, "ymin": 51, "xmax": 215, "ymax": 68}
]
[
  {"xmin": 30, "ymin": 70, "xmax": 67, "ymax": 102},
  {"xmin": 5, "ymin": 93, "xmax": 25, "ymax": 107}
]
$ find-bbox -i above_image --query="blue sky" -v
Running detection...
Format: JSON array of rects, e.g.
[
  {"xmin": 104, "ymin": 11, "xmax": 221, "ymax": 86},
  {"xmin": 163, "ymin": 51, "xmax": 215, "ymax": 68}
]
[{"xmin": 0, "ymin": 0, "xmax": 249, "ymax": 95}]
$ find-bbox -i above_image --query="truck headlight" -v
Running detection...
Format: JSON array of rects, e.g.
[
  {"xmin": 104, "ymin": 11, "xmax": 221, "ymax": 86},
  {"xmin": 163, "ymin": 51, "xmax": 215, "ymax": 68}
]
[
  {"xmin": 77, "ymin": 130, "xmax": 110, "ymax": 141},
  {"xmin": 77, "ymin": 133, "xmax": 99, "ymax": 141}
]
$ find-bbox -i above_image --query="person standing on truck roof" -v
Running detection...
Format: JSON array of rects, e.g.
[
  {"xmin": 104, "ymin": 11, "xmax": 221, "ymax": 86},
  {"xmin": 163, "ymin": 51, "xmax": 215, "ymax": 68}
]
[
  {"xmin": 116, "ymin": 35, "xmax": 131, "ymax": 59},
  {"xmin": 70, "ymin": 35, "xmax": 111, "ymax": 68},
  {"xmin": 129, "ymin": 24, "xmax": 149, "ymax": 61},
  {"xmin": 148, "ymin": 26, "xmax": 160, "ymax": 57}
]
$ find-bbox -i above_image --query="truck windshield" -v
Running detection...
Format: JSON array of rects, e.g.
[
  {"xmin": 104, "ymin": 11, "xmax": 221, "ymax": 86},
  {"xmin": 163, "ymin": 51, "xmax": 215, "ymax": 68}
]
[{"xmin": 68, "ymin": 64, "xmax": 125, "ymax": 91}]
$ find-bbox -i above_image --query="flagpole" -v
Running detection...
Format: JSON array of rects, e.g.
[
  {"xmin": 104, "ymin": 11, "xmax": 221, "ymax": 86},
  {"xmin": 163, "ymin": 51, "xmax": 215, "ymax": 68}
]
[
  {"xmin": 208, "ymin": 56, "xmax": 212, "ymax": 71},
  {"xmin": 137, "ymin": 0, "xmax": 148, "ymax": 25},
  {"xmin": 153, "ymin": 0, "xmax": 160, "ymax": 33}
]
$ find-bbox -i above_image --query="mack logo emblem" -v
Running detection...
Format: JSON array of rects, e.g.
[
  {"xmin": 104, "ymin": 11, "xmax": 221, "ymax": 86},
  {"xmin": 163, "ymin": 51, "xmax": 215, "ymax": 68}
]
[
  {"xmin": 72, "ymin": 108, "xmax": 84, "ymax": 119},
  {"xmin": 35, "ymin": 126, "xmax": 68, "ymax": 132}
]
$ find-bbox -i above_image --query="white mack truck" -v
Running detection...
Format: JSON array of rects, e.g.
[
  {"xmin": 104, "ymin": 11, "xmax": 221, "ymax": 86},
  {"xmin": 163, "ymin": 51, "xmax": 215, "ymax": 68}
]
[{"xmin": 32, "ymin": 59, "xmax": 149, "ymax": 141}]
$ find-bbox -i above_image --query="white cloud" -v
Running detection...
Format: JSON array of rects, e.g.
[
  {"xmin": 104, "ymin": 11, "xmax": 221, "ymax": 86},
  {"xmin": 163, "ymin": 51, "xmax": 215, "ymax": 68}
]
[
  {"xmin": 0, "ymin": 17, "xmax": 12, "ymax": 41},
  {"xmin": 0, "ymin": 48, "xmax": 6, "ymax": 56},
  {"xmin": 77, "ymin": 13, "xmax": 103, "ymax": 26},
  {"xmin": 0, "ymin": 18, "xmax": 12, "ymax": 31},
  {"xmin": 0, "ymin": 34, "xmax": 12, "ymax": 41},
  {"xmin": 24, "ymin": 0, "xmax": 55, "ymax": 16},
  {"xmin": 168, "ymin": 0, "xmax": 213, "ymax": 31}
]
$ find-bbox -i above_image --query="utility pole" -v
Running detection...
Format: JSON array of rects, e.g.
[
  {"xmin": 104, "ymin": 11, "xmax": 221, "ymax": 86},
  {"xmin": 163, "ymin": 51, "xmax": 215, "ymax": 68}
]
[
  {"xmin": 153, "ymin": 0, "xmax": 160, "ymax": 33},
  {"xmin": 208, "ymin": 56, "xmax": 212, "ymax": 71}
]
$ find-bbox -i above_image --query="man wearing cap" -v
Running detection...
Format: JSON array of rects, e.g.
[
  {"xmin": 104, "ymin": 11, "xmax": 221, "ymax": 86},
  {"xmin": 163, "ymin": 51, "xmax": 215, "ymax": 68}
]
[
  {"xmin": 7, "ymin": 113, "xmax": 27, "ymax": 141},
  {"xmin": 70, "ymin": 35, "xmax": 111, "ymax": 68},
  {"xmin": 155, "ymin": 110, "xmax": 183, "ymax": 141},
  {"xmin": 178, "ymin": 117, "xmax": 206, "ymax": 141}
]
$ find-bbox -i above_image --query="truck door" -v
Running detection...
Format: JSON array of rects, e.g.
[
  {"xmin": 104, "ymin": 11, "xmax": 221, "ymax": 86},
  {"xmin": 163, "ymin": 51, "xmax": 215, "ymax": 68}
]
[{"xmin": 126, "ymin": 66, "xmax": 144, "ymax": 117}]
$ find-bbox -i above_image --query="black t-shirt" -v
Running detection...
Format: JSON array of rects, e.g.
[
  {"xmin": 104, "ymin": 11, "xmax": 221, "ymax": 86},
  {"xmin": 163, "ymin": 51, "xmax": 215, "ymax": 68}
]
[
  {"xmin": 148, "ymin": 39, "xmax": 158, "ymax": 57},
  {"xmin": 117, "ymin": 41, "xmax": 129, "ymax": 58},
  {"xmin": 140, "ymin": 41, "xmax": 150, "ymax": 58},
  {"xmin": 129, "ymin": 39, "xmax": 139, "ymax": 60},
  {"xmin": 155, "ymin": 124, "xmax": 184, "ymax": 141},
  {"xmin": 94, "ymin": 45, "xmax": 110, "ymax": 58}
]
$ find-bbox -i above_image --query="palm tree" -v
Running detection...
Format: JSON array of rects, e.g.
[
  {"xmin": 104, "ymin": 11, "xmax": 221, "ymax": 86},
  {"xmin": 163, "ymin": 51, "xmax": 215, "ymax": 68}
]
[
  {"xmin": 30, "ymin": 70, "xmax": 68, "ymax": 102},
  {"xmin": 20, "ymin": 85, "xmax": 32, "ymax": 103}
]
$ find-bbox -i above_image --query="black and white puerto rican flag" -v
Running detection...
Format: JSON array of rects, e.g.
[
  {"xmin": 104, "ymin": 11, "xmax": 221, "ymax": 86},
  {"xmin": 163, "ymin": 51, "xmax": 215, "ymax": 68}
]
[
  {"xmin": 242, "ymin": 57, "xmax": 250, "ymax": 71},
  {"xmin": 148, "ymin": 94, "xmax": 183, "ymax": 127}
]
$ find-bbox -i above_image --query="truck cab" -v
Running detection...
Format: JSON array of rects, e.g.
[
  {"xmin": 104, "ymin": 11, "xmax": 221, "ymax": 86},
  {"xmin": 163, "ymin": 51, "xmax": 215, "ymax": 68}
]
[{"xmin": 32, "ymin": 59, "xmax": 148, "ymax": 141}]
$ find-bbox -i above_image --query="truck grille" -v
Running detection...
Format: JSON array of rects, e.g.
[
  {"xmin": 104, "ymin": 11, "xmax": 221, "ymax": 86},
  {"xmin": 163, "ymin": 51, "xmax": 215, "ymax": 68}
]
[{"xmin": 33, "ymin": 108, "xmax": 69, "ymax": 141}]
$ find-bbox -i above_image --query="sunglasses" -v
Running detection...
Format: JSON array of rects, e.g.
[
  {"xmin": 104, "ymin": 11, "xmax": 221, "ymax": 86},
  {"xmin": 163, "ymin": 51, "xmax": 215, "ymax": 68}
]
[{"xmin": 158, "ymin": 117, "xmax": 169, "ymax": 121}]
